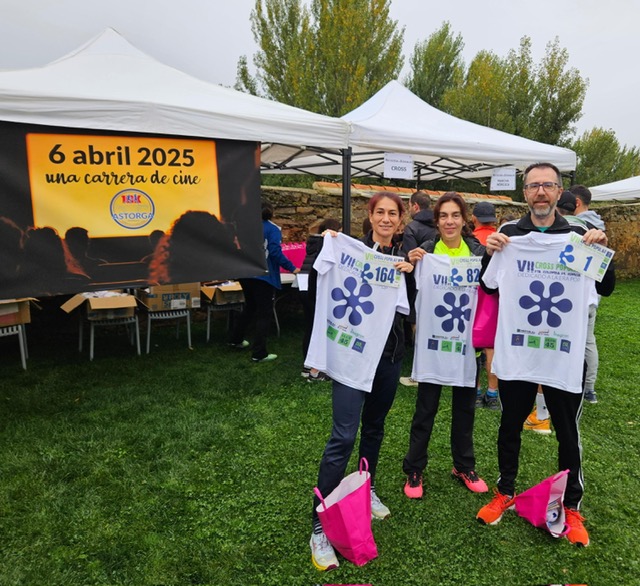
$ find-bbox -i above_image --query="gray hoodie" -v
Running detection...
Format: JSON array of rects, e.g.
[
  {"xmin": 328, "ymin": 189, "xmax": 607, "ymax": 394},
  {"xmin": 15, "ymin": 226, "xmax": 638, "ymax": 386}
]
[{"xmin": 577, "ymin": 210, "xmax": 606, "ymax": 230}]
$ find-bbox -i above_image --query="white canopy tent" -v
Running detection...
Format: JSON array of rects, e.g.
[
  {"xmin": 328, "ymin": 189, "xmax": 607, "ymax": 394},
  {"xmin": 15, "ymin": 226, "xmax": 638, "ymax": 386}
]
[
  {"xmin": 0, "ymin": 28, "xmax": 350, "ymax": 148},
  {"xmin": 262, "ymin": 80, "xmax": 576, "ymax": 183},
  {"xmin": 590, "ymin": 175, "xmax": 640, "ymax": 201}
]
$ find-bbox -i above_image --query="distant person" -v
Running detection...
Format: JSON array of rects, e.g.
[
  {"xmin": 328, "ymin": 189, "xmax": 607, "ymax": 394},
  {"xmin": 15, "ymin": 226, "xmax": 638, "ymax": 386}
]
[
  {"xmin": 228, "ymin": 200, "xmax": 300, "ymax": 362},
  {"xmin": 570, "ymin": 184, "xmax": 606, "ymax": 404},
  {"xmin": 402, "ymin": 191, "xmax": 437, "ymax": 253},
  {"xmin": 471, "ymin": 202, "xmax": 497, "ymax": 245},
  {"xmin": 149, "ymin": 210, "xmax": 239, "ymax": 284},
  {"xmin": 499, "ymin": 213, "xmax": 518, "ymax": 226},
  {"xmin": 64, "ymin": 227, "xmax": 107, "ymax": 279},
  {"xmin": 300, "ymin": 218, "xmax": 342, "ymax": 382},
  {"xmin": 571, "ymin": 184, "xmax": 605, "ymax": 231},
  {"xmin": 556, "ymin": 191, "xmax": 586, "ymax": 223}
]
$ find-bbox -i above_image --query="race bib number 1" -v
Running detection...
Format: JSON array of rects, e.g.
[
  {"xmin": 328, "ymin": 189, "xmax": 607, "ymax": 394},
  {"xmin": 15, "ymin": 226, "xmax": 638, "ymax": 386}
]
[{"xmin": 558, "ymin": 232, "xmax": 615, "ymax": 282}]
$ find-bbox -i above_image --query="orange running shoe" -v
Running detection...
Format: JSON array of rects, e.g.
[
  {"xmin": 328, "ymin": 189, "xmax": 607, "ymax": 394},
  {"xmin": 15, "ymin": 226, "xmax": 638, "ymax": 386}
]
[
  {"xmin": 523, "ymin": 411, "xmax": 552, "ymax": 435},
  {"xmin": 565, "ymin": 507, "xmax": 590, "ymax": 547},
  {"xmin": 477, "ymin": 490, "xmax": 515, "ymax": 525}
]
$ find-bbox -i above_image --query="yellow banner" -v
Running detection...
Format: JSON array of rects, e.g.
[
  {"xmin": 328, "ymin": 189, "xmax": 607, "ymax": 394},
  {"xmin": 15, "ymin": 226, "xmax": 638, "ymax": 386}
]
[{"xmin": 26, "ymin": 133, "xmax": 219, "ymax": 237}]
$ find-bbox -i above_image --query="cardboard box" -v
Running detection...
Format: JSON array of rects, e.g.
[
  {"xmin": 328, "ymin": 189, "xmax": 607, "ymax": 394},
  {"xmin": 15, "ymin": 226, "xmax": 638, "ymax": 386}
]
[
  {"xmin": 0, "ymin": 298, "xmax": 33, "ymax": 326},
  {"xmin": 61, "ymin": 292, "xmax": 138, "ymax": 321},
  {"xmin": 136, "ymin": 283, "xmax": 201, "ymax": 311},
  {"xmin": 201, "ymin": 281, "xmax": 245, "ymax": 306}
]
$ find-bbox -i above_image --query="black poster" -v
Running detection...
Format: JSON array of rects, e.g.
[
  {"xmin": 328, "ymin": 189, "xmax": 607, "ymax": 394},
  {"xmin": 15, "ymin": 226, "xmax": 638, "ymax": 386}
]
[{"xmin": 0, "ymin": 121, "xmax": 266, "ymax": 298}]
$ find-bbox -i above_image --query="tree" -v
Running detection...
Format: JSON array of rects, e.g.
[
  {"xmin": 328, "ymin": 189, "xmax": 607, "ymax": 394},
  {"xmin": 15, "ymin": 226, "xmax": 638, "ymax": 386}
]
[
  {"xmin": 531, "ymin": 37, "xmax": 588, "ymax": 146},
  {"xmin": 236, "ymin": 0, "xmax": 319, "ymax": 108},
  {"xmin": 435, "ymin": 34, "xmax": 587, "ymax": 147},
  {"xmin": 236, "ymin": 0, "xmax": 404, "ymax": 116},
  {"xmin": 405, "ymin": 22, "xmax": 464, "ymax": 110},
  {"xmin": 442, "ymin": 50, "xmax": 512, "ymax": 131},
  {"xmin": 502, "ymin": 37, "xmax": 536, "ymax": 138},
  {"xmin": 573, "ymin": 127, "xmax": 640, "ymax": 186}
]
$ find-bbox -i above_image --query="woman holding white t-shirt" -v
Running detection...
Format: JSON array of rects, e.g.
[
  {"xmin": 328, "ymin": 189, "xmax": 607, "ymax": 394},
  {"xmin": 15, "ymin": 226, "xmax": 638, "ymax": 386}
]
[
  {"xmin": 402, "ymin": 192, "xmax": 488, "ymax": 499},
  {"xmin": 309, "ymin": 191, "xmax": 415, "ymax": 572}
]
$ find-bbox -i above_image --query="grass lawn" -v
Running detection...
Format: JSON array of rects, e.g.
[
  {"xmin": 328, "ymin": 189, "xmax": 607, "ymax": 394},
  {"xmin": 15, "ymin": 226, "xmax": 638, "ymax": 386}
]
[{"xmin": 1, "ymin": 280, "xmax": 639, "ymax": 585}]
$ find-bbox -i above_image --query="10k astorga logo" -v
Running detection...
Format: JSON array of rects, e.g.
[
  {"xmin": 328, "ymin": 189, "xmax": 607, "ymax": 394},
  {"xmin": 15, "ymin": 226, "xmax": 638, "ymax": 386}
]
[{"xmin": 110, "ymin": 189, "xmax": 155, "ymax": 229}]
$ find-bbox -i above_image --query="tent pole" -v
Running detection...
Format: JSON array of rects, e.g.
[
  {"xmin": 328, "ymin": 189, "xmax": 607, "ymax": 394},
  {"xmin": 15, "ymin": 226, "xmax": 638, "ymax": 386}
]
[{"xmin": 341, "ymin": 147, "xmax": 352, "ymax": 236}]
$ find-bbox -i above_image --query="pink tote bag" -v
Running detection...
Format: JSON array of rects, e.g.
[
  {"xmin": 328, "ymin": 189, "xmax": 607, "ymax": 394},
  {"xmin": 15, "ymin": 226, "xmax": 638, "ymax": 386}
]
[
  {"xmin": 514, "ymin": 470, "xmax": 570, "ymax": 538},
  {"xmin": 314, "ymin": 458, "xmax": 378, "ymax": 566},
  {"xmin": 472, "ymin": 288, "xmax": 499, "ymax": 349}
]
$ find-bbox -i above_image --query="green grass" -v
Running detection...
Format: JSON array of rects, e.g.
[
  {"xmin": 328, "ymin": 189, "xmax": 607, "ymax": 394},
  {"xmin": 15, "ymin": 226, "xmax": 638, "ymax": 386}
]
[{"xmin": 1, "ymin": 281, "xmax": 639, "ymax": 585}]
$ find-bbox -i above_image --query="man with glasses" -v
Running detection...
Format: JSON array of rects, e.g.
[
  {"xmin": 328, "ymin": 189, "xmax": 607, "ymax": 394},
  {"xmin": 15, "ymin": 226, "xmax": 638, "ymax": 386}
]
[{"xmin": 475, "ymin": 162, "xmax": 615, "ymax": 547}]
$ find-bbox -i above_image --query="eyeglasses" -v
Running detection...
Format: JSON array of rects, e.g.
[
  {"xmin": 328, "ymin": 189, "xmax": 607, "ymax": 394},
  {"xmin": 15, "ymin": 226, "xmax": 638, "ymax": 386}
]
[{"xmin": 524, "ymin": 182, "xmax": 560, "ymax": 194}]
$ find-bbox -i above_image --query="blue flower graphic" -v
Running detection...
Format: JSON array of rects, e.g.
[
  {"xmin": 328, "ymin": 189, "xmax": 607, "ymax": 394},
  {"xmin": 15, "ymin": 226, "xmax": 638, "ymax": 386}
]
[
  {"xmin": 434, "ymin": 291, "xmax": 471, "ymax": 333},
  {"xmin": 331, "ymin": 276, "xmax": 375, "ymax": 326},
  {"xmin": 559, "ymin": 244, "xmax": 575, "ymax": 266},
  {"xmin": 519, "ymin": 280, "xmax": 573, "ymax": 327},
  {"xmin": 360, "ymin": 262, "xmax": 374, "ymax": 283},
  {"xmin": 450, "ymin": 267, "xmax": 463, "ymax": 286}
]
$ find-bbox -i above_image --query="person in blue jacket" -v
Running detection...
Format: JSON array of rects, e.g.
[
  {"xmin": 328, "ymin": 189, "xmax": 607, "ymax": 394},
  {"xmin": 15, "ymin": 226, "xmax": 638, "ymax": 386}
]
[{"xmin": 229, "ymin": 200, "xmax": 299, "ymax": 362}]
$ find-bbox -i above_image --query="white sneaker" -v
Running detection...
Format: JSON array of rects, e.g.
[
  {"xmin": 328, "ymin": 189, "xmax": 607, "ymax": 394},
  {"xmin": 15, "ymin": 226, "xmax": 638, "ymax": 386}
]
[
  {"xmin": 371, "ymin": 489, "xmax": 391, "ymax": 520},
  {"xmin": 310, "ymin": 532, "xmax": 339, "ymax": 571},
  {"xmin": 399, "ymin": 376, "xmax": 418, "ymax": 387}
]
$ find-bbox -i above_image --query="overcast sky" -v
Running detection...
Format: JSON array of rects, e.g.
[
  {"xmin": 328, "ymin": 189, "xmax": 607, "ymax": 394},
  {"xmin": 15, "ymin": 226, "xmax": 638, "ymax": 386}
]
[{"xmin": 0, "ymin": 0, "xmax": 638, "ymax": 149}]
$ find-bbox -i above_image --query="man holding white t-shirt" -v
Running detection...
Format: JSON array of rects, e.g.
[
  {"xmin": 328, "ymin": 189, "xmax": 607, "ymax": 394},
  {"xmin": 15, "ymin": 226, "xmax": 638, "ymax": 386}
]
[{"xmin": 476, "ymin": 162, "xmax": 615, "ymax": 548}]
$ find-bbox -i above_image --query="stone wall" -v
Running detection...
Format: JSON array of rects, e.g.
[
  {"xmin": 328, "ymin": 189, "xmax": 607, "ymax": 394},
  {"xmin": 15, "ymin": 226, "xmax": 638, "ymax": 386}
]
[
  {"xmin": 261, "ymin": 186, "xmax": 640, "ymax": 279},
  {"xmin": 596, "ymin": 202, "xmax": 640, "ymax": 279}
]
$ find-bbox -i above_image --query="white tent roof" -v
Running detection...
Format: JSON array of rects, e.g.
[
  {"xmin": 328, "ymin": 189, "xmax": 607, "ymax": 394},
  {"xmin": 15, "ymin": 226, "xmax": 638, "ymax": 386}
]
[
  {"xmin": 590, "ymin": 175, "xmax": 640, "ymax": 201},
  {"xmin": 0, "ymin": 28, "xmax": 350, "ymax": 149},
  {"xmin": 262, "ymin": 80, "xmax": 576, "ymax": 181}
]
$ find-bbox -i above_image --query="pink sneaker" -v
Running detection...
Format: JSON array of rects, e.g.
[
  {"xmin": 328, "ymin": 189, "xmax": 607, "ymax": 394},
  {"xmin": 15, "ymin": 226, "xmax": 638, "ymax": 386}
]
[
  {"xmin": 452, "ymin": 468, "xmax": 488, "ymax": 493},
  {"xmin": 404, "ymin": 471, "xmax": 423, "ymax": 499}
]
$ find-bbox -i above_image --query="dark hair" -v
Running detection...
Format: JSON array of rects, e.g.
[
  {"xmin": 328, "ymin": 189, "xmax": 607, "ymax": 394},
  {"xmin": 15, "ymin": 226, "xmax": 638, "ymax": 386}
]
[
  {"xmin": 362, "ymin": 217, "xmax": 372, "ymax": 235},
  {"xmin": 569, "ymin": 184, "xmax": 592, "ymax": 207},
  {"xmin": 499, "ymin": 213, "xmax": 518, "ymax": 226},
  {"xmin": 261, "ymin": 200, "xmax": 274, "ymax": 221},
  {"xmin": 367, "ymin": 191, "xmax": 405, "ymax": 217},
  {"xmin": 318, "ymin": 218, "xmax": 342, "ymax": 233},
  {"xmin": 410, "ymin": 190, "xmax": 431, "ymax": 210},
  {"xmin": 64, "ymin": 227, "xmax": 90, "ymax": 259},
  {"xmin": 149, "ymin": 210, "xmax": 238, "ymax": 284},
  {"xmin": 523, "ymin": 162, "xmax": 562, "ymax": 186},
  {"xmin": 433, "ymin": 192, "xmax": 472, "ymax": 237}
]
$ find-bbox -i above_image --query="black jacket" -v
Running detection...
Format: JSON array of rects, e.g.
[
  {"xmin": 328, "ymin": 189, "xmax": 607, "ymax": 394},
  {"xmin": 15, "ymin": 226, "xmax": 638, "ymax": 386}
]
[
  {"xmin": 301, "ymin": 234, "xmax": 324, "ymax": 274},
  {"xmin": 403, "ymin": 209, "xmax": 438, "ymax": 253},
  {"xmin": 361, "ymin": 232, "xmax": 407, "ymax": 364},
  {"xmin": 480, "ymin": 212, "xmax": 615, "ymax": 297}
]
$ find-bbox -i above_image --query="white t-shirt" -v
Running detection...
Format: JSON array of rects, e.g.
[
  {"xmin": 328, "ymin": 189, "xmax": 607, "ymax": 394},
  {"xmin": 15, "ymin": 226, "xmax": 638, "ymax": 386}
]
[
  {"xmin": 412, "ymin": 254, "xmax": 479, "ymax": 387},
  {"xmin": 304, "ymin": 233, "xmax": 409, "ymax": 392},
  {"xmin": 482, "ymin": 232, "xmax": 598, "ymax": 393}
]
